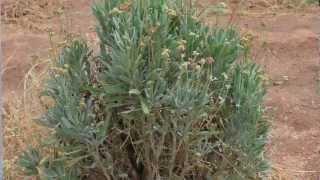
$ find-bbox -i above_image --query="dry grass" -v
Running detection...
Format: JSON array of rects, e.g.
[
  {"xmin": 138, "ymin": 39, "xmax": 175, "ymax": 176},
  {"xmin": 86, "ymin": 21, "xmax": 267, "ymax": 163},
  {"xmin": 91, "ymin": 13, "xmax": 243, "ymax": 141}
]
[
  {"xmin": 3, "ymin": 60, "xmax": 49, "ymax": 179},
  {"xmin": 200, "ymin": 0, "xmax": 319, "ymax": 18},
  {"xmin": 1, "ymin": 1, "xmax": 71, "ymax": 178},
  {"xmin": 268, "ymin": 167, "xmax": 291, "ymax": 180},
  {"xmin": 1, "ymin": 0, "xmax": 64, "ymax": 31},
  {"xmin": 2, "ymin": 32, "xmax": 74, "ymax": 179},
  {"xmin": 239, "ymin": 0, "xmax": 318, "ymax": 9}
]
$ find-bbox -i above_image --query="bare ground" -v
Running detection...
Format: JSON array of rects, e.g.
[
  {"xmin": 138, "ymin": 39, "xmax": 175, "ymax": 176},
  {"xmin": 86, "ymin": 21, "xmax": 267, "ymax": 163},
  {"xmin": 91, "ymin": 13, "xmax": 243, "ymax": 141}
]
[
  {"xmin": 1, "ymin": 0, "xmax": 320, "ymax": 179},
  {"xmin": 235, "ymin": 9, "xmax": 320, "ymax": 179}
]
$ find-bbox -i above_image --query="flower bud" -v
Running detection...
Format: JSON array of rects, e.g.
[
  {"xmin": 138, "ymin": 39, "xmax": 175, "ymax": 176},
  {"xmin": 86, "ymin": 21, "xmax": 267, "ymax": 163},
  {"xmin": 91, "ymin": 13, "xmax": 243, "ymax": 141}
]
[
  {"xmin": 206, "ymin": 57, "xmax": 215, "ymax": 64},
  {"xmin": 199, "ymin": 58, "xmax": 206, "ymax": 65},
  {"xmin": 161, "ymin": 49, "xmax": 170, "ymax": 59},
  {"xmin": 167, "ymin": 9, "xmax": 177, "ymax": 17},
  {"xmin": 109, "ymin": 7, "xmax": 123, "ymax": 15}
]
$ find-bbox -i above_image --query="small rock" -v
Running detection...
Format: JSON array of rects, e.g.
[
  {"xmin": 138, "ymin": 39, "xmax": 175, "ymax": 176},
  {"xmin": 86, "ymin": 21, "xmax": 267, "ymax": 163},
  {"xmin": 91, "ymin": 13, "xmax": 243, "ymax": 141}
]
[
  {"xmin": 260, "ymin": 22, "xmax": 266, "ymax": 27},
  {"xmin": 273, "ymin": 80, "xmax": 284, "ymax": 86}
]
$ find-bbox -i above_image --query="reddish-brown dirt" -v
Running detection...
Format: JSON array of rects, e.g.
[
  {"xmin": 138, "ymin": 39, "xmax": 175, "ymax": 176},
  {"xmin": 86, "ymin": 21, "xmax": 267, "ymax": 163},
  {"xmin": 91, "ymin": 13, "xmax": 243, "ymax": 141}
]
[
  {"xmin": 1, "ymin": 0, "xmax": 95, "ymax": 100},
  {"xmin": 2, "ymin": 0, "xmax": 320, "ymax": 179},
  {"xmin": 236, "ymin": 10, "xmax": 320, "ymax": 179}
]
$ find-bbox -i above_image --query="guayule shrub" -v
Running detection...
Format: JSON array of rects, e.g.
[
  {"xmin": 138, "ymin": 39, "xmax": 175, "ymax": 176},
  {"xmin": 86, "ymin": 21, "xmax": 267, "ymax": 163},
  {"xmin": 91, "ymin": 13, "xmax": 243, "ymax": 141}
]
[{"xmin": 19, "ymin": 0, "xmax": 269, "ymax": 179}]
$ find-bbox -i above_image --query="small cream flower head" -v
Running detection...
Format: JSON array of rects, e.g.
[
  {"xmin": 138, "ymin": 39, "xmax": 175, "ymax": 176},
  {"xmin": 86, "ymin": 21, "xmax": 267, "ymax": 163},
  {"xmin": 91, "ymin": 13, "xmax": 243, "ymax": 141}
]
[
  {"xmin": 181, "ymin": 62, "xmax": 189, "ymax": 70},
  {"xmin": 109, "ymin": 7, "xmax": 123, "ymax": 15},
  {"xmin": 199, "ymin": 58, "xmax": 206, "ymax": 65},
  {"xmin": 139, "ymin": 41, "xmax": 145, "ymax": 48},
  {"xmin": 192, "ymin": 51, "xmax": 200, "ymax": 57},
  {"xmin": 180, "ymin": 39, "xmax": 187, "ymax": 45},
  {"xmin": 206, "ymin": 57, "xmax": 215, "ymax": 64},
  {"xmin": 191, "ymin": 15, "xmax": 199, "ymax": 22},
  {"xmin": 195, "ymin": 65, "xmax": 201, "ymax": 71},
  {"xmin": 219, "ymin": 2, "xmax": 227, "ymax": 8},
  {"xmin": 222, "ymin": 72, "xmax": 228, "ymax": 80},
  {"xmin": 166, "ymin": 8, "xmax": 177, "ymax": 17},
  {"xmin": 161, "ymin": 48, "xmax": 171, "ymax": 59},
  {"xmin": 189, "ymin": 32, "xmax": 197, "ymax": 37},
  {"xmin": 63, "ymin": 64, "xmax": 70, "ymax": 69},
  {"xmin": 177, "ymin": 39, "xmax": 187, "ymax": 52},
  {"xmin": 189, "ymin": 32, "xmax": 200, "ymax": 38},
  {"xmin": 177, "ymin": 44, "xmax": 186, "ymax": 52}
]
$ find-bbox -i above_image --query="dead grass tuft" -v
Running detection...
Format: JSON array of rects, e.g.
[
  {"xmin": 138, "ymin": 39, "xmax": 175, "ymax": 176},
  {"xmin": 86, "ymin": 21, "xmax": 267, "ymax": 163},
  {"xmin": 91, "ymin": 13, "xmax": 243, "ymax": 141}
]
[
  {"xmin": 2, "ymin": 29, "xmax": 73, "ymax": 179},
  {"xmin": 268, "ymin": 167, "xmax": 291, "ymax": 180},
  {"xmin": 2, "ymin": 53, "xmax": 52, "ymax": 178}
]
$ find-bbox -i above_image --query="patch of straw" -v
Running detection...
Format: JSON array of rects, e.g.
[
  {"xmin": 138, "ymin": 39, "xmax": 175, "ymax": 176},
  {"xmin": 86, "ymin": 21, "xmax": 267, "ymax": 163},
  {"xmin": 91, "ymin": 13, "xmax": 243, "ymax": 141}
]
[
  {"xmin": 1, "ymin": 0, "xmax": 64, "ymax": 31},
  {"xmin": 3, "ymin": 57, "xmax": 50, "ymax": 179}
]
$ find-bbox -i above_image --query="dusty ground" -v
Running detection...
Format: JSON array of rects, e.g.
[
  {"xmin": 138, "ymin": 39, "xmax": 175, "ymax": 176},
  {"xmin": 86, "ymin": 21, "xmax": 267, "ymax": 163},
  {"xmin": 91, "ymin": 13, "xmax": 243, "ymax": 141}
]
[
  {"xmin": 236, "ymin": 9, "xmax": 320, "ymax": 179},
  {"xmin": 1, "ymin": 0, "xmax": 95, "ymax": 99},
  {"xmin": 1, "ymin": 0, "xmax": 320, "ymax": 179}
]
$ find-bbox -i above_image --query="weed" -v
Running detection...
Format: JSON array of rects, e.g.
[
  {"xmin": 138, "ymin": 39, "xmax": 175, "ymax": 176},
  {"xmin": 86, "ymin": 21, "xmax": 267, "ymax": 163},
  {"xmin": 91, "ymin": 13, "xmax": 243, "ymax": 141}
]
[{"xmin": 16, "ymin": 0, "xmax": 270, "ymax": 179}]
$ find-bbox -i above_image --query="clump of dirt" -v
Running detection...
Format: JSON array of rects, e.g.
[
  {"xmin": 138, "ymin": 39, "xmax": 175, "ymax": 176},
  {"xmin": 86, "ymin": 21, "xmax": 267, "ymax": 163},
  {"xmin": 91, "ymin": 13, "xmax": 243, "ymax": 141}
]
[{"xmin": 1, "ymin": 0, "xmax": 64, "ymax": 30}]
